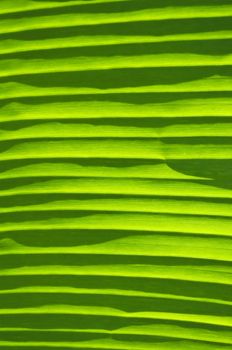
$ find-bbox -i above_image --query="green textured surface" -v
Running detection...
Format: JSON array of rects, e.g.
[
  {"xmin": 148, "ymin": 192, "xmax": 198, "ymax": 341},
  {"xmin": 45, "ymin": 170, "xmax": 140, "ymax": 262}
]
[{"xmin": 0, "ymin": 0, "xmax": 232, "ymax": 348}]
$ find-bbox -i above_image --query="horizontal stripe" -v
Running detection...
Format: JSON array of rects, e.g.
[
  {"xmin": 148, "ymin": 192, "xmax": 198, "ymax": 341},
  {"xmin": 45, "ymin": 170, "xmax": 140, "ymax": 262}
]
[
  {"xmin": 0, "ymin": 6, "xmax": 232, "ymax": 35},
  {"xmin": 0, "ymin": 264, "xmax": 231, "ymax": 286},
  {"xmin": 1, "ymin": 99, "xmax": 232, "ymax": 123},
  {"xmin": 0, "ymin": 339, "xmax": 229, "ymax": 350},
  {"xmin": 0, "ymin": 304, "xmax": 231, "ymax": 328},
  {"xmin": 1, "ymin": 121, "xmax": 232, "ymax": 140},
  {"xmin": 0, "ymin": 286, "xmax": 230, "ymax": 306},
  {"xmin": 1, "ymin": 76, "xmax": 232, "ymax": 100},
  {"xmin": 1, "ymin": 32, "xmax": 232, "ymax": 56},
  {"xmin": 0, "ymin": 212, "xmax": 231, "ymax": 236},
  {"xmin": 0, "ymin": 0, "xmax": 127, "ymax": 15},
  {"xmin": 0, "ymin": 178, "xmax": 231, "ymax": 200},
  {"xmin": 1, "ymin": 139, "xmax": 232, "ymax": 160},
  {"xmin": 0, "ymin": 198, "xmax": 230, "ymax": 217},
  {"xmin": 0, "ymin": 163, "xmax": 207, "ymax": 181},
  {"xmin": 0, "ymin": 326, "xmax": 231, "ymax": 346},
  {"xmin": 1, "ymin": 54, "xmax": 232, "ymax": 78},
  {"xmin": 0, "ymin": 234, "xmax": 231, "ymax": 261}
]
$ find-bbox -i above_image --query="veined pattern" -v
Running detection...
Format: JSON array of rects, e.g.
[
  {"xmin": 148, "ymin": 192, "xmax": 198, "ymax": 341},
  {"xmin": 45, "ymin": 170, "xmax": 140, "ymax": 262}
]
[{"xmin": 0, "ymin": 0, "xmax": 232, "ymax": 349}]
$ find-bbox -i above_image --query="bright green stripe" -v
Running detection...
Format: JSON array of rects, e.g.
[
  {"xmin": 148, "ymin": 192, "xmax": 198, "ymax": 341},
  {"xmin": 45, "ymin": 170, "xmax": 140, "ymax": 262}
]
[
  {"xmin": 1, "ymin": 54, "xmax": 232, "ymax": 78},
  {"xmin": 0, "ymin": 304, "xmax": 231, "ymax": 328},
  {"xmin": 0, "ymin": 121, "xmax": 232, "ymax": 140},
  {"xmin": 2, "ymin": 139, "xmax": 163, "ymax": 160},
  {"xmin": 0, "ymin": 163, "xmax": 206, "ymax": 181},
  {"xmin": 0, "ymin": 339, "xmax": 229, "ymax": 350},
  {"xmin": 0, "ymin": 213, "xmax": 231, "ymax": 236},
  {"xmin": 1, "ymin": 233, "xmax": 231, "ymax": 261},
  {"xmin": 0, "ymin": 264, "xmax": 231, "ymax": 287},
  {"xmin": 1, "ymin": 76, "xmax": 232, "ymax": 100},
  {"xmin": 0, "ymin": 139, "xmax": 232, "ymax": 160},
  {"xmin": 0, "ymin": 6, "xmax": 232, "ymax": 35},
  {"xmin": 1, "ymin": 99, "xmax": 232, "ymax": 123},
  {"xmin": 1, "ymin": 286, "xmax": 231, "ymax": 307},
  {"xmin": 1, "ymin": 263, "xmax": 232, "ymax": 286},
  {"xmin": 1, "ymin": 32, "xmax": 232, "ymax": 56},
  {"xmin": 2, "ymin": 139, "xmax": 164, "ymax": 161},
  {"xmin": 0, "ymin": 178, "xmax": 231, "ymax": 200},
  {"xmin": 0, "ymin": 325, "xmax": 231, "ymax": 346},
  {"xmin": 0, "ymin": 0, "xmax": 127, "ymax": 15},
  {"xmin": 0, "ymin": 339, "xmax": 230, "ymax": 350},
  {"xmin": 0, "ymin": 198, "xmax": 230, "ymax": 217}
]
